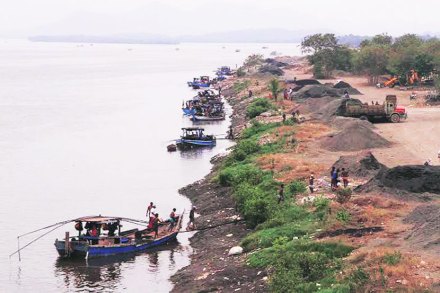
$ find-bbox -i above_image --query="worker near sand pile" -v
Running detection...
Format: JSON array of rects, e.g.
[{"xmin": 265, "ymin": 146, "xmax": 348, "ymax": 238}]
[
  {"xmin": 330, "ymin": 167, "xmax": 336, "ymax": 189},
  {"xmin": 309, "ymin": 173, "xmax": 315, "ymax": 193},
  {"xmin": 341, "ymin": 168, "xmax": 349, "ymax": 188},
  {"xmin": 343, "ymin": 90, "xmax": 350, "ymax": 99}
]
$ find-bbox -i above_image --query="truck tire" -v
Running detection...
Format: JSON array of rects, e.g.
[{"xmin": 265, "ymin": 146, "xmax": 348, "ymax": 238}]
[{"xmin": 390, "ymin": 114, "xmax": 400, "ymax": 123}]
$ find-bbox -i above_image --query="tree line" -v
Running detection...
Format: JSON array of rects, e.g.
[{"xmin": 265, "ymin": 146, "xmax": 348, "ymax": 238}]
[{"xmin": 301, "ymin": 33, "xmax": 440, "ymax": 87}]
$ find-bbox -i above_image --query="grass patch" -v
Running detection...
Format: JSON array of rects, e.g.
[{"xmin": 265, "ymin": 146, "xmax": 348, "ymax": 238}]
[
  {"xmin": 383, "ymin": 251, "xmax": 402, "ymax": 266},
  {"xmin": 246, "ymin": 97, "xmax": 276, "ymax": 118},
  {"xmin": 247, "ymin": 239, "xmax": 353, "ymax": 292}
]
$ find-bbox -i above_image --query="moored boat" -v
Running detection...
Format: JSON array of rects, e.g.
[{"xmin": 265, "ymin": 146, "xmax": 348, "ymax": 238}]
[
  {"xmin": 54, "ymin": 214, "xmax": 183, "ymax": 259},
  {"xmin": 190, "ymin": 113, "xmax": 225, "ymax": 121},
  {"xmin": 175, "ymin": 127, "xmax": 216, "ymax": 148},
  {"xmin": 187, "ymin": 76, "xmax": 218, "ymax": 89}
]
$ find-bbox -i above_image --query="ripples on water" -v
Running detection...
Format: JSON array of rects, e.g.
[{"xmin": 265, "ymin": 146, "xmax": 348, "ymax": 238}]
[{"xmin": 0, "ymin": 40, "xmax": 302, "ymax": 292}]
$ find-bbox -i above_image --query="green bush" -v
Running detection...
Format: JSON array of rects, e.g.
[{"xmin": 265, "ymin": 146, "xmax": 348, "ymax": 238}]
[
  {"xmin": 241, "ymin": 121, "xmax": 280, "ymax": 139},
  {"xmin": 246, "ymin": 98, "xmax": 274, "ymax": 118},
  {"xmin": 241, "ymin": 223, "xmax": 312, "ymax": 251},
  {"xmin": 314, "ymin": 196, "xmax": 331, "ymax": 222},
  {"xmin": 383, "ymin": 251, "xmax": 401, "ymax": 266},
  {"xmin": 236, "ymin": 67, "xmax": 246, "ymax": 77},
  {"xmin": 336, "ymin": 188, "xmax": 352, "ymax": 204},
  {"xmin": 257, "ymin": 205, "xmax": 310, "ymax": 229},
  {"xmin": 243, "ymin": 196, "xmax": 272, "ymax": 227},
  {"xmin": 218, "ymin": 164, "xmax": 264, "ymax": 187},
  {"xmin": 233, "ymin": 80, "xmax": 250, "ymax": 94},
  {"xmin": 287, "ymin": 180, "xmax": 307, "ymax": 196},
  {"xmin": 336, "ymin": 210, "xmax": 351, "ymax": 223},
  {"xmin": 347, "ymin": 267, "xmax": 370, "ymax": 288},
  {"xmin": 235, "ymin": 139, "xmax": 260, "ymax": 156}
]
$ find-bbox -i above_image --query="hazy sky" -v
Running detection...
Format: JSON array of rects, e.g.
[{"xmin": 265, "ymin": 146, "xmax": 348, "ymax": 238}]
[{"xmin": 1, "ymin": 0, "xmax": 439, "ymax": 37}]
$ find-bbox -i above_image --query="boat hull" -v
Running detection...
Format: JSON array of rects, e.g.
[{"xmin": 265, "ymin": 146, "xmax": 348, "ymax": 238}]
[
  {"xmin": 176, "ymin": 139, "xmax": 216, "ymax": 147},
  {"xmin": 191, "ymin": 115, "xmax": 225, "ymax": 121},
  {"xmin": 55, "ymin": 232, "xmax": 179, "ymax": 259}
]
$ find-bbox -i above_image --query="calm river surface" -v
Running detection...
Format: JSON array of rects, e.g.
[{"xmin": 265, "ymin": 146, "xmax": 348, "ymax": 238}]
[{"xmin": 0, "ymin": 40, "xmax": 301, "ymax": 292}]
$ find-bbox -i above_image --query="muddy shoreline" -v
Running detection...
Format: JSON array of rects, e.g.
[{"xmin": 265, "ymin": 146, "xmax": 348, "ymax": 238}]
[{"xmin": 170, "ymin": 84, "xmax": 268, "ymax": 292}]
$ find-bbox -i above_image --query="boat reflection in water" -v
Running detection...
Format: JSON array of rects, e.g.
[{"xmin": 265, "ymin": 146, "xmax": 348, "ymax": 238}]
[{"xmin": 54, "ymin": 242, "xmax": 180, "ymax": 291}]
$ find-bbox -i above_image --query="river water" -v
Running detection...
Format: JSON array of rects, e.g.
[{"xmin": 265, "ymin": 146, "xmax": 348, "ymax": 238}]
[{"xmin": 0, "ymin": 40, "xmax": 301, "ymax": 292}]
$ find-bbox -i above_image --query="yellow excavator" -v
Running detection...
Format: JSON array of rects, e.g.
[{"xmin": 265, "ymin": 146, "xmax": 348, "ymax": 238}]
[{"xmin": 383, "ymin": 69, "xmax": 421, "ymax": 88}]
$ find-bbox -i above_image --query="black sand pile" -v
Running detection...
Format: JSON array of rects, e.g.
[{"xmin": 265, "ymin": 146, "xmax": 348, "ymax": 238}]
[
  {"xmin": 333, "ymin": 152, "xmax": 386, "ymax": 179},
  {"xmin": 374, "ymin": 165, "xmax": 440, "ymax": 194},
  {"xmin": 293, "ymin": 84, "xmax": 361, "ymax": 99},
  {"xmin": 403, "ymin": 204, "xmax": 440, "ymax": 253},
  {"xmin": 258, "ymin": 64, "xmax": 284, "ymax": 76},
  {"xmin": 321, "ymin": 120, "xmax": 390, "ymax": 152},
  {"xmin": 333, "ymin": 81, "xmax": 362, "ymax": 95},
  {"xmin": 293, "ymin": 85, "xmax": 342, "ymax": 99},
  {"xmin": 265, "ymin": 58, "xmax": 288, "ymax": 67}
]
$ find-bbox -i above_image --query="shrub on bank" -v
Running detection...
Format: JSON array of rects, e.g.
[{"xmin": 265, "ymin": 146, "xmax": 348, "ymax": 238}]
[
  {"xmin": 287, "ymin": 180, "xmax": 307, "ymax": 197},
  {"xmin": 246, "ymin": 98, "xmax": 275, "ymax": 118},
  {"xmin": 218, "ymin": 164, "xmax": 264, "ymax": 187}
]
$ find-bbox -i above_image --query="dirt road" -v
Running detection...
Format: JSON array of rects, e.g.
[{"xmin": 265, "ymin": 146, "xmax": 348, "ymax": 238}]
[{"xmin": 371, "ymin": 107, "xmax": 440, "ymax": 167}]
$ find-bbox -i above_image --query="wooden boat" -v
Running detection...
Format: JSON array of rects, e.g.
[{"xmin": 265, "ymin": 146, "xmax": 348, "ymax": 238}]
[
  {"xmin": 187, "ymin": 76, "xmax": 212, "ymax": 88},
  {"xmin": 176, "ymin": 127, "xmax": 216, "ymax": 148},
  {"xmin": 54, "ymin": 214, "xmax": 183, "ymax": 259},
  {"xmin": 191, "ymin": 113, "xmax": 225, "ymax": 121},
  {"xmin": 182, "ymin": 90, "xmax": 221, "ymax": 116},
  {"xmin": 216, "ymin": 66, "xmax": 233, "ymax": 76},
  {"xmin": 189, "ymin": 100, "xmax": 225, "ymax": 121}
]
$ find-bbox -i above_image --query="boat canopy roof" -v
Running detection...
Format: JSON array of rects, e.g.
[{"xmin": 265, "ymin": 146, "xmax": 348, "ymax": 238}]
[
  {"xmin": 75, "ymin": 216, "xmax": 121, "ymax": 223},
  {"xmin": 182, "ymin": 127, "xmax": 204, "ymax": 131}
]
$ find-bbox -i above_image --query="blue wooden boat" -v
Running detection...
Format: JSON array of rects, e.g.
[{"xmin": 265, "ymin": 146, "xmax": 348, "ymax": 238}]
[
  {"xmin": 176, "ymin": 127, "xmax": 216, "ymax": 148},
  {"xmin": 189, "ymin": 101, "xmax": 225, "ymax": 121},
  {"xmin": 187, "ymin": 76, "xmax": 213, "ymax": 89},
  {"xmin": 182, "ymin": 90, "xmax": 221, "ymax": 116},
  {"xmin": 54, "ymin": 215, "xmax": 183, "ymax": 259},
  {"xmin": 216, "ymin": 66, "xmax": 232, "ymax": 76}
]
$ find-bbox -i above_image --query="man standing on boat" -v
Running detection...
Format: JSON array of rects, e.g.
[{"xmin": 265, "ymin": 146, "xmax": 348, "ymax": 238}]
[
  {"xmin": 146, "ymin": 202, "xmax": 154, "ymax": 218},
  {"xmin": 153, "ymin": 213, "xmax": 161, "ymax": 238}
]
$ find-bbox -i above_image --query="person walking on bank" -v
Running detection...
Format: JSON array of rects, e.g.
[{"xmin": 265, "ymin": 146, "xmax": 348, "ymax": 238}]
[
  {"xmin": 277, "ymin": 184, "xmax": 285, "ymax": 204},
  {"xmin": 188, "ymin": 207, "xmax": 196, "ymax": 230},
  {"xmin": 309, "ymin": 173, "xmax": 315, "ymax": 193},
  {"xmin": 341, "ymin": 168, "xmax": 349, "ymax": 188}
]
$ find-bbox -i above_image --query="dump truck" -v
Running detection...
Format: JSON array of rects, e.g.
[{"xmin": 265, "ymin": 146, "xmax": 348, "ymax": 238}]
[{"xmin": 339, "ymin": 95, "xmax": 407, "ymax": 123}]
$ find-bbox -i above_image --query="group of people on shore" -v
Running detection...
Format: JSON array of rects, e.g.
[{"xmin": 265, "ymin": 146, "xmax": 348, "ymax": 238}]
[
  {"xmin": 276, "ymin": 167, "xmax": 350, "ymax": 204},
  {"xmin": 330, "ymin": 167, "xmax": 349, "ymax": 190}
]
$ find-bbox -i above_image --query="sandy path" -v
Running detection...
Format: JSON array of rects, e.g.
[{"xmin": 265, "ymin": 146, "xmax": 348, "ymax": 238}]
[
  {"xmin": 286, "ymin": 70, "xmax": 440, "ymax": 167},
  {"xmin": 371, "ymin": 108, "xmax": 440, "ymax": 167}
]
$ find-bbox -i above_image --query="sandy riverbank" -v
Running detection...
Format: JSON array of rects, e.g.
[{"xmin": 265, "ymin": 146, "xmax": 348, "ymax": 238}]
[{"xmin": 171, "ymin": 56, "xmax": 440, "ymax": 292}]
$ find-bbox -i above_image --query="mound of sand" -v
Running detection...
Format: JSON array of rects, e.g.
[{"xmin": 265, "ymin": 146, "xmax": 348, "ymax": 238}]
[
  {"xmin": 293, "ymin": 84, "xmax": 361, "ymax": 99},
  {"xmin": 374, "ymin": 165, "xmax": 440, "ymax": 194},
  {"xmin": 404, "ymin": 204, "xmax": 440, "ymax": 253},
  {"xmin": 293, "ymin": 85, "xmax": 341, "ymax": 99},
  {"xmin": 264, "ymin": 58, "xmax": 288, "ymax": 67},
  {"xmin": 321, "ymin": 120, "xmax": 390, "ymax": 152},
  {"xmin": 332, "ymin": 151, "xmax": 386, "ymax": 179},
  {"xmin": 258, "ymin": 65, "xmax": 284, "ymax": 76}
]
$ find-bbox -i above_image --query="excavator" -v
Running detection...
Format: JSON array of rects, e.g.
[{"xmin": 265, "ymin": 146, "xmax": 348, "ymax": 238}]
[{"xmin": 383, "ymin": 69, "xmax": 420, "ymax": 88}]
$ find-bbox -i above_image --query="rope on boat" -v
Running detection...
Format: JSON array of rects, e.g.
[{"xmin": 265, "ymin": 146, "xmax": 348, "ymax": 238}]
[
  {"xmin": 180, "ymin": 218, "xmax": 245, "ymax": 233},
  {"xmin": 9, "ymin": 222, "xmax": 70, "ymax": 259}
]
